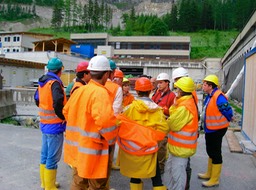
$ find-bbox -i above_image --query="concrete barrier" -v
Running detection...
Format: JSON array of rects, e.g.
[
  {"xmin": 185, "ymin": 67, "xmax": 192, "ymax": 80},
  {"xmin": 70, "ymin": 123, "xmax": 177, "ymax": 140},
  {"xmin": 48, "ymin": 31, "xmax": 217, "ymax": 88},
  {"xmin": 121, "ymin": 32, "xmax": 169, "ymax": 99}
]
[
  {"xmin": 0, "ymin": 89, "xmax": 16, "ymax": 120},
  {"xmin": 11, "ymin": 88, "xmax": 37, "ymax": 105}
]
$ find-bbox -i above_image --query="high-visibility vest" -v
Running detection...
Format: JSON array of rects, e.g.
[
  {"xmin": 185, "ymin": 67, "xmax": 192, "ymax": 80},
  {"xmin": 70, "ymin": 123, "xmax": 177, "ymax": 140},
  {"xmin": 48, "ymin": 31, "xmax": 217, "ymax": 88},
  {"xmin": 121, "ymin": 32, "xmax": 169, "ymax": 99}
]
[
  {"xmin": 105, "ymin": 80, "xmax": 119, "ymax": 103},
  {"xmin": 38, "ymin": 80, "xmax": 66, "ymax": 124},
  {"xmin": 205, "ymin": 89, "xmax": 230, "ymax": 130},
  {"xmin": 123, "ymin": 93, "xmax": 134, "ymax": 107},
  {"xmin": 116, "ymin": 114, "xmax": 165, "ymax": 156},
  {"xmin": 63, "ymin": 81, "xmax": 117, "ymax": 179},
  {"xmin": 168, "ymin": 97, "xmax": 198, "ymax": 149},
  {"xmin": 70, "ymin": 81, "xmax": 84, "ymax": 95}
]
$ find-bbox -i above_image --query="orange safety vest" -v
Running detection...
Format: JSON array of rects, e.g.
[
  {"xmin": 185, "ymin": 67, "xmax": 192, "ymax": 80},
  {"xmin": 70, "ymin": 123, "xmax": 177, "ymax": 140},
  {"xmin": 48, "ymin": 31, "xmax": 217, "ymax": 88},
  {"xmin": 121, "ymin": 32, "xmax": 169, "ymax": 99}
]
[
  {"xmin": 105, "ymin": 80, "xmax": 119, "ymax": 102},
  {"xmin": 116, "ymin": 114, "xmax": 165, "ymax": 156},
  {"xmin": 63, "ymin": 80, "xmax": 117, "ymax": 179},
  {"xmin": 123, "ymin": 93, "xmax": 134, "ymax": 107},
  {"xmin": 205, "ymin": 90, "xmax": 230, "ymax": 130},
  {"xmin": 38, "ymin": 80, "xmax": 66, "ymax": 124},
  {"xmin": 70, "ymin": 81, "xmax": 84, "ymax": 95},
  {"xmin": 168, "ymin": 97, "xmax": 198, "ymax": 149},
  {"xmin": 192, "ymin": 90, "xmax": 198, "ymax": 104}
]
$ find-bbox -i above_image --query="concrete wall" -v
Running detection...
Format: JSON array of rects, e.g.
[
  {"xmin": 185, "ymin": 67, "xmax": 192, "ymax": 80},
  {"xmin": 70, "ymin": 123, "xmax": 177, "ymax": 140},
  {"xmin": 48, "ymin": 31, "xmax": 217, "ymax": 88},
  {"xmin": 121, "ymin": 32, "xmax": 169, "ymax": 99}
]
[
  {"xmin": 0, "ymin": 65, "xmax": 43, "ymax": 87},
  {"xmin": 221, "ymin": 10, "xmax": 256, "ymax": 100},
  {"xmin": 0, "ymin": 90, "xmax": 16, "ymax": 120}
]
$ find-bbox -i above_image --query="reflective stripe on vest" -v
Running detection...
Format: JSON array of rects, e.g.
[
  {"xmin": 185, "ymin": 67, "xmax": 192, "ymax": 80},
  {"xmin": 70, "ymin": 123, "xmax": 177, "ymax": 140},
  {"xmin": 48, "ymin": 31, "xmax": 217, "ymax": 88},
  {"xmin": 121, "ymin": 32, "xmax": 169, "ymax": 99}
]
[
  {"xmin": 205, "ymin": 90, "xmax": 229, "ymax": 130},
  {"xmin": 168, "ymin": 97, "xmax": 198, "ymax": 149},
  {"xmin": 168, "ymin": 131, "xmax": 197, "ymax": 145},
  {"xmin": 65, "ymin": 139, "xmax": 109, "ymax": 155},
  {"xmin": 117, "ymin": 136, "xmax": 158, "ymax": 155},
  {"xmin": 66, "ymin": 125, "xmax": 116, "ymax": 149},
  {"xmin": 38, "ymin": 80, "xmax": 66, "ymax": 124}
]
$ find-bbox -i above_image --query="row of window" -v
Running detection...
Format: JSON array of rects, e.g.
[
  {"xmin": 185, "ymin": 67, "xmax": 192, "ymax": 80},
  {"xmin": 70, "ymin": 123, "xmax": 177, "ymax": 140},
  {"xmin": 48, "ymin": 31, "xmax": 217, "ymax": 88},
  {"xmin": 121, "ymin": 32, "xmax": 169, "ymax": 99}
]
[
  {"xmin": 0, "ymin": 36, "xmax": 20, "ymax": 42},
  {"xmin": 3, "ymin": 48, "xmax": 20, "ymax": 53},
  {"xmin": 73, "ymin": 39, "xmax": 190, "ymax": 50}
]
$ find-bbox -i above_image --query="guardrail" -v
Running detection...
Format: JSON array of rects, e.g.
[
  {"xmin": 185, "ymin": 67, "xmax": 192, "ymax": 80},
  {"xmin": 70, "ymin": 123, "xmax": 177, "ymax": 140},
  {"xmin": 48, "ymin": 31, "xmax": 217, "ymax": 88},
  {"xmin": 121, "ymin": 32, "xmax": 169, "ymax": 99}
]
[
  {"xmin": 10, "ymin": 88, "xmax": 37, "ymax": 105},
  {"xmin": 116, "ymin": 60, "xmax": 203, "ymax": 68}
]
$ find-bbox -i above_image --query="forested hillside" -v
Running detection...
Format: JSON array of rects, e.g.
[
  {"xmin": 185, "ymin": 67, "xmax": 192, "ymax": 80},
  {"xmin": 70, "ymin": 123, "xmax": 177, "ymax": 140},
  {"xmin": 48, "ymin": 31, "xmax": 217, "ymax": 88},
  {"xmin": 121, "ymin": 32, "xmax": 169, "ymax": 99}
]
[{"xmin": 0, "ymin": 0, "xmax": 255, "ymax": 59}]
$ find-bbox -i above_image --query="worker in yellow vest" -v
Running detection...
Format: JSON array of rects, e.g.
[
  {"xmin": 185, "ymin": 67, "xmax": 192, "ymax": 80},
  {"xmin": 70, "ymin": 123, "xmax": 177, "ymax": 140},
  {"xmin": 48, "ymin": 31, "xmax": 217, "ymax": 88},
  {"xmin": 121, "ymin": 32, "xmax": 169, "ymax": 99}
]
[
  {"xmin": 63, "ymin": 55, "xmax": 117, "ymax": 190},
  {"xmin": 164, "ymin": 77, "xmax": 199, "ymax": 190},
  {"xmin": 171, "ymin": 67, "xmax": 199, "ymax": 190}
]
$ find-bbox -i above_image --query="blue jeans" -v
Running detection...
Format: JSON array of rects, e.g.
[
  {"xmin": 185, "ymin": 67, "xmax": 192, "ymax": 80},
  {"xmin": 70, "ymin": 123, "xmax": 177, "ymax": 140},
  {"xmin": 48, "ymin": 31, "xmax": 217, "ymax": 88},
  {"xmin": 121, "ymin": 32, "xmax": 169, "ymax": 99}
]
[{"xmin": 41, "ymin": 133, "xmax": 64, "ymax": 169}]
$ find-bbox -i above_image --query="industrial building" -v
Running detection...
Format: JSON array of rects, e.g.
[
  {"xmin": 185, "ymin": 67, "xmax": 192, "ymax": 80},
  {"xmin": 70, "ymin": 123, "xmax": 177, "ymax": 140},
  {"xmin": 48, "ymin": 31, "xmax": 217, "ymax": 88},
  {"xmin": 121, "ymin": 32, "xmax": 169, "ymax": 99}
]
[{"xmin": 70, "ymin": 33, "xmax": 191, "ymax": 60}]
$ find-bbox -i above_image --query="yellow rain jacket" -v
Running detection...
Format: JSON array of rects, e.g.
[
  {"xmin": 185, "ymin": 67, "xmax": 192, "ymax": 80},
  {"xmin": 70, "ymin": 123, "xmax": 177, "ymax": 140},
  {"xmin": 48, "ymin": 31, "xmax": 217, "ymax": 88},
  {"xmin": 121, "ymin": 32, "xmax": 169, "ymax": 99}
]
[
  {"xmin": 167, "ymin": 95, "xmax": 198, "ymax": 158},
  {"xmin": 118, "ymin": 97, "xmax": 169, "ymax": 178}
]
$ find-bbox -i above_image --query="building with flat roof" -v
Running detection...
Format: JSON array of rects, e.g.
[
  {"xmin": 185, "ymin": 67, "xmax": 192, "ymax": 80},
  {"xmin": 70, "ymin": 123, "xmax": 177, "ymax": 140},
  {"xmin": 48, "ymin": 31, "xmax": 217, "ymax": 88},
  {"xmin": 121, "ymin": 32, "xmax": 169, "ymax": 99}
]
[
  {"xmin": 70, "ymin": 33, "xmax": 190, "ymax": 60},
  {"xmin": 0, "ymin": 32, "xmax": 53, "ymax": 54}
]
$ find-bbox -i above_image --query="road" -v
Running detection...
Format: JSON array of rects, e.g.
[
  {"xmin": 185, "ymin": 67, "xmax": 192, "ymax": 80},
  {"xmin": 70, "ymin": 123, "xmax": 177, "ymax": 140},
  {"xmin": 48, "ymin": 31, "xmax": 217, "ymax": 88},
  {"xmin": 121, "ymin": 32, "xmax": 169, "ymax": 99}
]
[{"xmin": 0, "ymin": 123, "xmax": 256, "ymax": 190}]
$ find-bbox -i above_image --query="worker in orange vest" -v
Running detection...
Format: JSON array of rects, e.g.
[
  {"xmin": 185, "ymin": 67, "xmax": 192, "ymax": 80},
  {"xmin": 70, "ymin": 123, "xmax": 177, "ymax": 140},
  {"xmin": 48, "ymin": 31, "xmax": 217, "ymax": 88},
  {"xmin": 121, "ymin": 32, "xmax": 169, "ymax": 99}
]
[
  {"xmin": 164, "ymin": 77, "xmax": 199, "ymax": 190},
  {"xmin": 64, "ymin": 61, "xmax": 91, "ymax": 189},
  {"xmin": 122, "ymin": 77, "xmax": 135, "ymax": 107},
  {"xmin": 152, "ymin": 73, "xmax": 176, "ymax": 174},
  {"xmin": 70, "ymin": 61, "xmax": 91, "ymax": 96},
  {"xmin": 117, "ymin": 77, "xmax": 169, "ymax": 190},
  {"xmin": 63, "ymin": 55, "xmax": 118, "ymax": 190},
  {"xmin": 34, "ymin": 57, "xmax": 66, "ymax": 190},
  {"xmin": 171, "ymin": 67, "xmax": 199, "ymax": 190},
  {"xmin": 105, "ymin": 60, "xmax": 123, "ymax": 171},
  {"xmin": 198, "ymin": 75, "xmax": 233, "ymax": 187},
  {"xmin": 113, "ymin": 69, "xmax": 124, "ymax": 86}
]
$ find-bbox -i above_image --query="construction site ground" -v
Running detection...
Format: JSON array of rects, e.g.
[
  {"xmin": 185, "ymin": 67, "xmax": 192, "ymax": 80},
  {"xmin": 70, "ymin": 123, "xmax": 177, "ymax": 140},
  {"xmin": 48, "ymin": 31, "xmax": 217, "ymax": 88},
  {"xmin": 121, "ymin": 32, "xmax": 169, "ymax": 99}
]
[{"xmin": 1, "ymin": 92, "xmax": 256, "ymax": 190}]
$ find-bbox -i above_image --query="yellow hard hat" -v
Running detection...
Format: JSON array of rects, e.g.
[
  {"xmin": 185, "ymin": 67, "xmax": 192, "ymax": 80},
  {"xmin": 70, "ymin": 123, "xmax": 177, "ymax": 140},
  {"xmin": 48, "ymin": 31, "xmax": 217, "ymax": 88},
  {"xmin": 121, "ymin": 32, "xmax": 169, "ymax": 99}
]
[
  {"xmin": 174, "ymin": 77, "xmax": 195, "ymax": 93},
  {"xmin": 203, "ymin": 75, "xmax": 219, "ymax": 86},
  {"xmin": 123, "ymin": 78, "xmax": 129, "ymax": 83}
]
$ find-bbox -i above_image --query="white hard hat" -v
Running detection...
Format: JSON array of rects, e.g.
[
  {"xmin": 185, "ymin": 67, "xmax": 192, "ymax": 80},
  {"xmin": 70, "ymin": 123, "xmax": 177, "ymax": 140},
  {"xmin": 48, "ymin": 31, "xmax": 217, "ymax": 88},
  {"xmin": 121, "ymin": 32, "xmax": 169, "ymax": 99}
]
[
  {"xmin": 172, "ymin": 67, "xmax": 189, "ymax": 81},
  {"xmin": 87, "ymin": 55, "xmax": 111, "ymax": 71},
  {"xmin": 156, "ymin": 73, "xmax": 170, "ymax": 81}
]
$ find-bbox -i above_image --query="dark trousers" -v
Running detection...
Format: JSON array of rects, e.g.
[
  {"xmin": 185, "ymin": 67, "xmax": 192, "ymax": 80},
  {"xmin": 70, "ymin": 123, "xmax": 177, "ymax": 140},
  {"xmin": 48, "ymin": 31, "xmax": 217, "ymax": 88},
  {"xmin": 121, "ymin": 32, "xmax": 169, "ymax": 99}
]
[
  {"xmin": 205, "ymin": 128, "xmax": 227, "ymax": 164},
  {"xmin": 130, "ymin": 159, "xmax": 163, "ymax": 187}
]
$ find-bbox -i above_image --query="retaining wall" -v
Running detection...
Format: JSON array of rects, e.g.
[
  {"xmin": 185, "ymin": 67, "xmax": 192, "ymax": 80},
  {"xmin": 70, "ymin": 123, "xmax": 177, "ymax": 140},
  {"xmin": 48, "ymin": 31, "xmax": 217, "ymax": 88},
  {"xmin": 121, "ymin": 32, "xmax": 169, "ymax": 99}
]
[{"xmin": 0, "ymin": 90, "xmax": 16, "ymax": 120}]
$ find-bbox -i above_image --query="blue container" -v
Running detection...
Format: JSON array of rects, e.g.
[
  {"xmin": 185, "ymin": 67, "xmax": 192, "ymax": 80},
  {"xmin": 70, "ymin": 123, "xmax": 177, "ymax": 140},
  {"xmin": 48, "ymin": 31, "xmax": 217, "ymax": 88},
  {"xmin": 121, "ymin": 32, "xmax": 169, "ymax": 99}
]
[{"xmin": 71, "ymin": 44, "xmax": 94, "ymax": 58}]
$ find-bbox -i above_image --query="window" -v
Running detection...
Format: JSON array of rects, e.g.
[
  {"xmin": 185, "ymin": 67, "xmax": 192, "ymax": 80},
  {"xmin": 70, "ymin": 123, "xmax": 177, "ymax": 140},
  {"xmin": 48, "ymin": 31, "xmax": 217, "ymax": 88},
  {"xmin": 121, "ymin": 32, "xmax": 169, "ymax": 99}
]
[
  {"xmin": 116, "ymin": 42, "xmax": 120, "ymax": 49},
  {"xmin": 4, "ymin": 37, "xmax": 10, "ymax": 42},
  {"xmin": 13, "ymin": 36, "xmax": 20, "ymax": 42}
]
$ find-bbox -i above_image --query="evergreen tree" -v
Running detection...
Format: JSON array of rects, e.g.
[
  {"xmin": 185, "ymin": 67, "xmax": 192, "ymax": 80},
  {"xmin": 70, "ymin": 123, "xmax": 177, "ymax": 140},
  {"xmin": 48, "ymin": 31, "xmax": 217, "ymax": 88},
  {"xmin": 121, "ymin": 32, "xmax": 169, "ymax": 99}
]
[
  {"xmin": 63, "ymin": 0, "xmax": 71, "ymax": 31},
  {"xmin": 51, "ymin": 0, "xmax": 64, "ymax": 31},
  {"xmin": 147, "ymin": 18, "xmax": 168, "ymax": 36}
]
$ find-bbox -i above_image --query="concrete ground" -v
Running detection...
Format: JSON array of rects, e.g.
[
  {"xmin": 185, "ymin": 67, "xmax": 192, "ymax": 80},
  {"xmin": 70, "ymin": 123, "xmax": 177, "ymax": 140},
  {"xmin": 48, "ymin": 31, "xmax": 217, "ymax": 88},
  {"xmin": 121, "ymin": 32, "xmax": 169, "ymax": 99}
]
[{"xmin": 0, "ymin": 123, "xmax": 256, "ymax": 190}]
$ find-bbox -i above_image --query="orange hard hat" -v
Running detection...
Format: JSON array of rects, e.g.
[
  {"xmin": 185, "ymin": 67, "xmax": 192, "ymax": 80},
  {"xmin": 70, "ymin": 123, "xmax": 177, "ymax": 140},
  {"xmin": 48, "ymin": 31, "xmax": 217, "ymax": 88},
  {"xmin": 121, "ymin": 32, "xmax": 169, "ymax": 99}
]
[
  {"xmin": 134, "ymin": 77, "xmax": 153, "ymax": 92},
  {"xmin": 114, "ymin": 69, "xmax": 124, "ymax": 78},
  {"xmin": 76, "ymin": 61, "xmax": 89, "ymax": 72}
]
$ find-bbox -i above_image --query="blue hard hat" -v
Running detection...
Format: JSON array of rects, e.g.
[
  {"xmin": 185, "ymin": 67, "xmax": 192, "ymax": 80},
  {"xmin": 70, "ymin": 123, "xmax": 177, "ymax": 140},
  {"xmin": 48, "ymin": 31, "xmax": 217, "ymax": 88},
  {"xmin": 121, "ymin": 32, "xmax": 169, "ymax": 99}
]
[{"xmin": 47, "ymin": 58, "xmax": 63, "ymax": 70}]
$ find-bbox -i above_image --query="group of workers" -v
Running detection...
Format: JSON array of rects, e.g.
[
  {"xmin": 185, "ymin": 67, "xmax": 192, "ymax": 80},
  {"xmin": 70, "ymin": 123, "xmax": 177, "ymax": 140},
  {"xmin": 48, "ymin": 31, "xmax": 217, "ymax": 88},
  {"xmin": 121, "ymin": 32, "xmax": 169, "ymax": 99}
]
[{"xmin": 34, "ymin": 55, "xmax": 233, "ymax": 190}]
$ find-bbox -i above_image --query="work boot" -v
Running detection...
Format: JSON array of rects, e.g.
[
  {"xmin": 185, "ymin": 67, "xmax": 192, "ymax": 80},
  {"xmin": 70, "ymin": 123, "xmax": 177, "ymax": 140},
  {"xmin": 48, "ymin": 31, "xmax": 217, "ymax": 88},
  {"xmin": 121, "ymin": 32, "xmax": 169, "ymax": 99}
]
[
  {"xmin": 130, "ymin": 182, "xmax": 143, "ymax": 190},
  {"xmin": 198, "ymin": 158, "xmax": 212, "ymax": 180},
  {"xmin": 153, "ymin": 186, "xmax": 167, "ymax": 190},
  {"xmin": 202, "ymin": 164, "xmax": 222, "ymax": 187},
  {"xmin": 44, "ymin": 168, "xmax": 58, "ymax": 190},
  {"xmin": 40, "ymin": 164, "xmax": 46, "ymax": 189}
]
